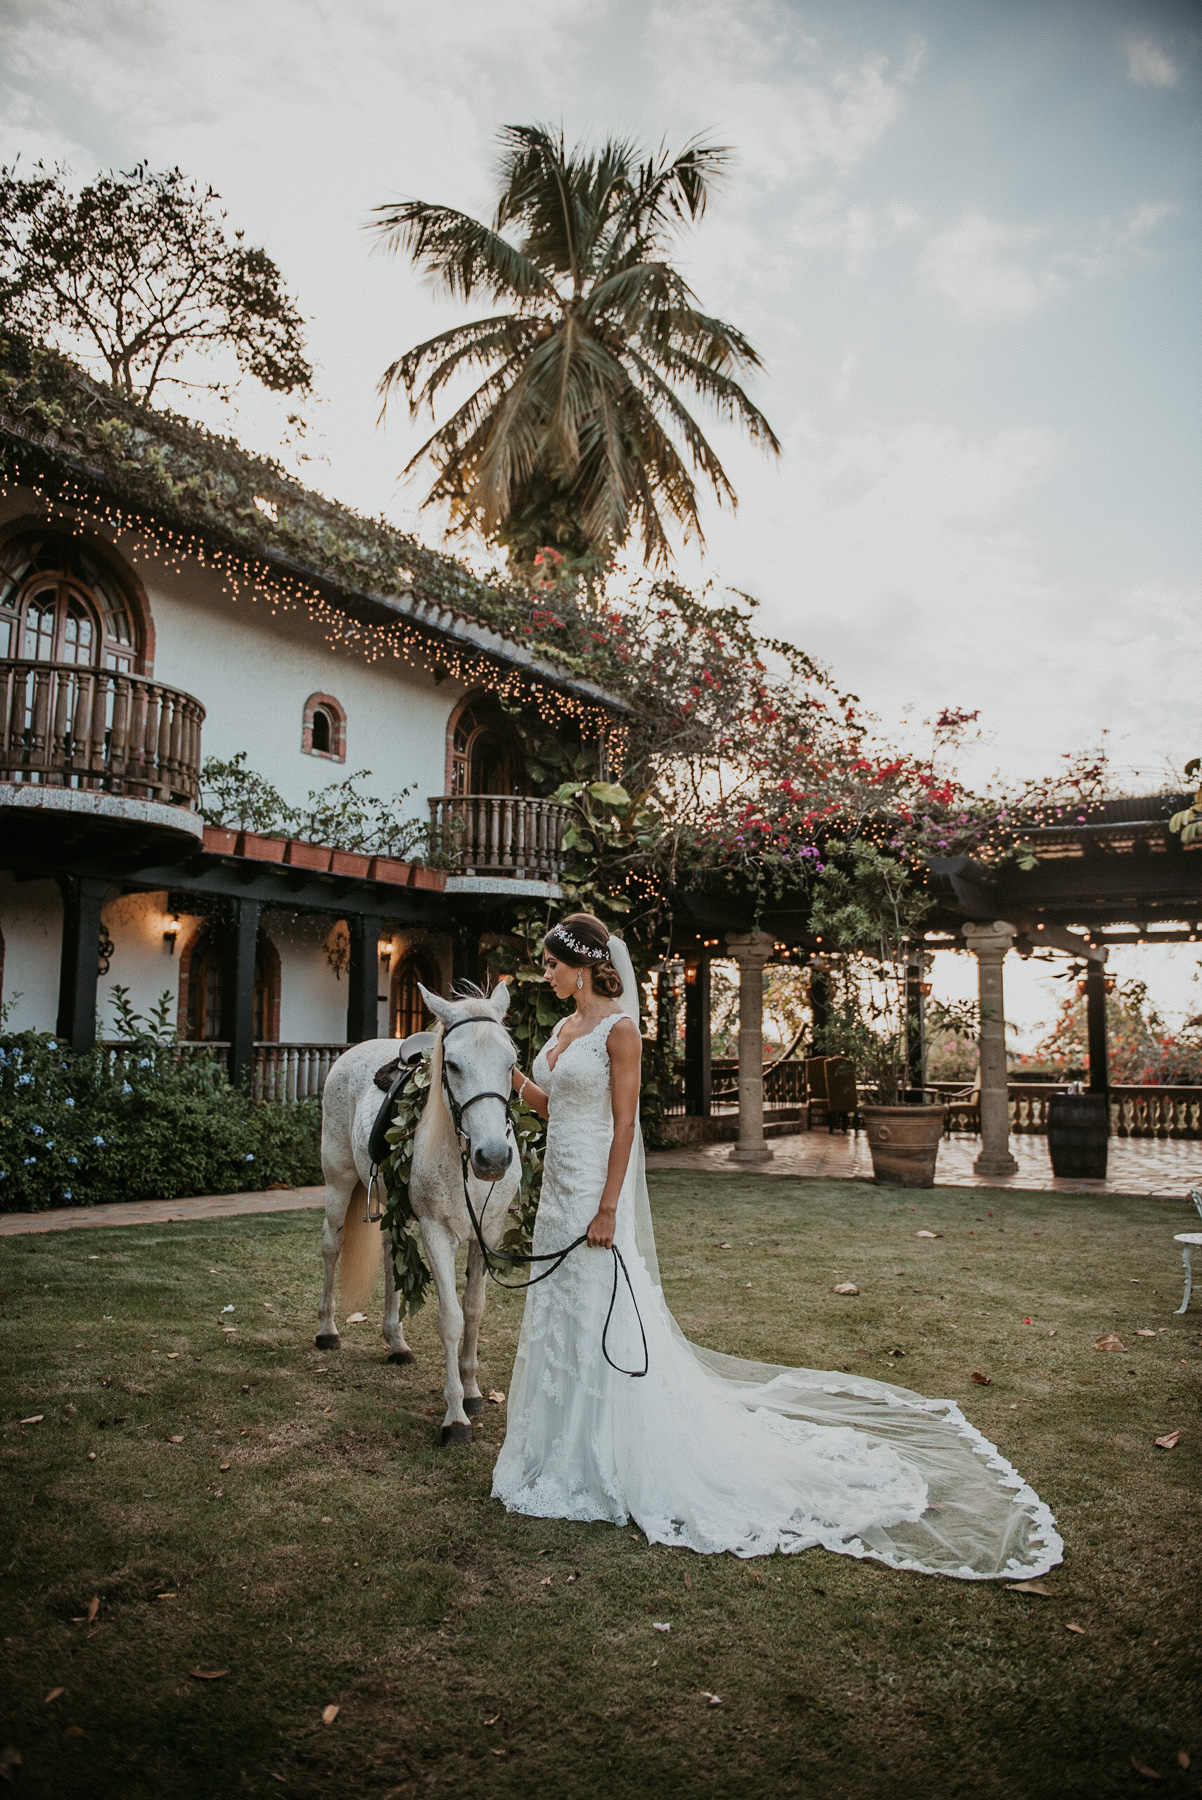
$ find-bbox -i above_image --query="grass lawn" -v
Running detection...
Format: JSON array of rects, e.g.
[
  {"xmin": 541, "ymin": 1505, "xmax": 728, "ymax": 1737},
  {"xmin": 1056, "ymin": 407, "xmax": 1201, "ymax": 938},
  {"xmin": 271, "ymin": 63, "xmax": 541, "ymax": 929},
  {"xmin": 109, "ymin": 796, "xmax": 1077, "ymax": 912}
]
[{"xmin": 1, "ymin": 1173, "xmax": 1199, "ymax": 1800}]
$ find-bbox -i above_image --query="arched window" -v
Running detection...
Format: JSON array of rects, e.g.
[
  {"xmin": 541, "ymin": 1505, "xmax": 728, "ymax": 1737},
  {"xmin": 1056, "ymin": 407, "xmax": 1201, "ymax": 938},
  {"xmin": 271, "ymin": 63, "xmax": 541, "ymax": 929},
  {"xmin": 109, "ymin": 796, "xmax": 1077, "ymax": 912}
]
[
  {"xmin": 448, "ymin": 694, "xmax": 521, "ymax": 795},
  {"xmin": 302, "ymin": 692, "xmax": 346, "ymax": 762},
  {"xmin": 183, "ymin": 928, "xmax": 281, "ymax": 1043},
  {"xmin": 390, "ymin": 949, "xmax": 440, "ymax": 1040},
  {"xmin": 0, "ymin": 532, "xmax": 140, "ymax": 671}
]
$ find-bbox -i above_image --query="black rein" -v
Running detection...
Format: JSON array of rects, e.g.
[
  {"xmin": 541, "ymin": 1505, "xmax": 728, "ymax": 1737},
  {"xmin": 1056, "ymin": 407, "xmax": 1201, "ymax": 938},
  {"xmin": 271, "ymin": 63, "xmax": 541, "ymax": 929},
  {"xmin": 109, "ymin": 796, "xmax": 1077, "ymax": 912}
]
[{"xmin": 438, "ymin": 1013, "xmax": 648, "ymax": 1379}]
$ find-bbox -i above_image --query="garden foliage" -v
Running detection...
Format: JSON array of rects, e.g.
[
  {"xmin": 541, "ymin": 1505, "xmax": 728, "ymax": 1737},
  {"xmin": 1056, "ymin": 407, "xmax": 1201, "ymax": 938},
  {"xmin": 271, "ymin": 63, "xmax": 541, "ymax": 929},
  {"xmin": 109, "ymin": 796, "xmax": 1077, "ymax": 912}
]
[{"xmin": 0, "ymin": 991, "xmax": 320, "ymax": 1213}]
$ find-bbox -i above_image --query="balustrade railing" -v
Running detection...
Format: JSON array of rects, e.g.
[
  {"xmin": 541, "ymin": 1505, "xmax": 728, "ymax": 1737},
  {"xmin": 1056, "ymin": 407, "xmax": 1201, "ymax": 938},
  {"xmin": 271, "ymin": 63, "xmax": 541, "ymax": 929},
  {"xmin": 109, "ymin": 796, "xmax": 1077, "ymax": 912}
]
[
  {"xmin": 429, "ymin": 793, "xmax": 572, "ymax": 880},
  {"xmin": 1111, "ymin": 1086, "xmax": 1202, "ymax": 1139},
  {"xmin": 1, "ymin": 659, "xmax": 205, "ymax": 804},
  {"xmin": 251, "ymin": 1043, "xmax": 344, "ymax": 1102}
]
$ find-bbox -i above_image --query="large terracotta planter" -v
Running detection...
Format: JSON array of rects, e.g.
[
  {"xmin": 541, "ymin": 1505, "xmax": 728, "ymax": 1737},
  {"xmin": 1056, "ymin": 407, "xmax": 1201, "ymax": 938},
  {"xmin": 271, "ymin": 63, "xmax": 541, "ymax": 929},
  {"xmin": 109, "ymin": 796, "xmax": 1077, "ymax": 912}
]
[
  {"xmin": 861, "ymin": 1103, "xmax": 946, "ymax": 1188},
  {"xmin": 237, "ymin": 831, "xmax": 287, "ymax": 862},
  {"xmin": 329, "ymin": 849, "xmax": 373, "ymax": 878},
  {"xmin": 410, "ymin": 866, "xmax": 446, "ymax": 890},
  {"xmin": 284, "ymin": 839, "xmax": 331, "ymax": 871},
  {"xmin": 368, "ymin": 856, "xmax": 412, "ymax": 886},
  {"xmin": 202, "ymin": 825, "xmax": 239, "ymax": 856}
]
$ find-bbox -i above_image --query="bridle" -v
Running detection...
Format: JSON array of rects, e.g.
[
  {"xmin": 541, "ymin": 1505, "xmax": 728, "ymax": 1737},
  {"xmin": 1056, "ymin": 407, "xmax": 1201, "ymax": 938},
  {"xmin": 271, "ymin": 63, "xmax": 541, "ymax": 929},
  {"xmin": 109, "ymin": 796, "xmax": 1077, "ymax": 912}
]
[{"xmin": 439, "ymin": 1012, "xmax": 648, "ymax": 1379}]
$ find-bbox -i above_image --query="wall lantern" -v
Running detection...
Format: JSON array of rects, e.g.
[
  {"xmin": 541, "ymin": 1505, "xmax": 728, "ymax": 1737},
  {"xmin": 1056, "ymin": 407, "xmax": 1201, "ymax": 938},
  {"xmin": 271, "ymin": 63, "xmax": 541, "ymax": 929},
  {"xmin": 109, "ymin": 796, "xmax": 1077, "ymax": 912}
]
[
  {"xmin": 163, "ymin": 914, "xmax": 181, "ymax": 954},
  {"xmin": 378, "ymin": 938, "xmax": 394, "ymax": 965}
]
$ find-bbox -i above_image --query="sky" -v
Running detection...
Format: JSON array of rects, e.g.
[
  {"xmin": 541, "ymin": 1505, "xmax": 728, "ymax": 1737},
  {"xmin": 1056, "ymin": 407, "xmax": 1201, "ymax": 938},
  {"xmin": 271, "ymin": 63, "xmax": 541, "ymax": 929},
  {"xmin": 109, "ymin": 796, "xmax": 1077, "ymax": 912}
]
[{"xmin": 2, "ymin": 0, "xmax": 1200, "ymax": 1042}]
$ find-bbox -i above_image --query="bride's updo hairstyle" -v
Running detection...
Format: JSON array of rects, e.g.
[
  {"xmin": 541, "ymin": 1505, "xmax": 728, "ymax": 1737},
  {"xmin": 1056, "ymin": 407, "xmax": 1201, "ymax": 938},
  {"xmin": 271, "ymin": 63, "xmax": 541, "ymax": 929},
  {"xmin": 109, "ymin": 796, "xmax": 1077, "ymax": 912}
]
[{"xmin": 543, "ymin": 913, "xmax": 625, "ymax": 999}]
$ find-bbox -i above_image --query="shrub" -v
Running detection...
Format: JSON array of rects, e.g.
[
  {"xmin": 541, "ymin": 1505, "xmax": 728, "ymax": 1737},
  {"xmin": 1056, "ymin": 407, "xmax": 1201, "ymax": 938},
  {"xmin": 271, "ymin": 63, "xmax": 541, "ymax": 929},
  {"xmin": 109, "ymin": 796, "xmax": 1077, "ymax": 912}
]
[{"xmin": 0, "ymin": 1029, "xmax": 321, "ymax": 1212}]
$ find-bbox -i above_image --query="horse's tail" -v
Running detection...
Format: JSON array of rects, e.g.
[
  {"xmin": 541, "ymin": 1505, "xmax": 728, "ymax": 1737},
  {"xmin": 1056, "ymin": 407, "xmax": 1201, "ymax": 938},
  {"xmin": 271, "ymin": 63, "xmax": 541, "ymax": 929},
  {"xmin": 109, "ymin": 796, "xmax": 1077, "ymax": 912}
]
[{"xmin": 338, "ymin": 1181, "xmax": 383, "ymax": 1315}]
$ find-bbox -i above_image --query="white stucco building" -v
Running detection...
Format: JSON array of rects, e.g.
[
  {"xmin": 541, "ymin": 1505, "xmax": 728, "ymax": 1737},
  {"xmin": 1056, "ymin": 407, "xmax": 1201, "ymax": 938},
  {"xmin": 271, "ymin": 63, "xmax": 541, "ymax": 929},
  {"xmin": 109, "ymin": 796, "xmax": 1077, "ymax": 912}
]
[{"xmin": 0, "ymin": 343, "xmax": 624, "ymax": 1087}]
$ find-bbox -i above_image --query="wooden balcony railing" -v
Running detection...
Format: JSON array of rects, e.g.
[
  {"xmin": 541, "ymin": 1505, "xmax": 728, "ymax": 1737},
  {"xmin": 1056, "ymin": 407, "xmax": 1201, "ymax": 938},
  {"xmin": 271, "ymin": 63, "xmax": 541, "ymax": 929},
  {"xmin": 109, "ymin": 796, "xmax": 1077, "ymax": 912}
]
[
  {"xmin": 429, "ymin": 793, "xmax": 573, "ymax": 880},
  {"xmin": 0, "ymin": 659, "xmax": 205, "ymax": 804}
]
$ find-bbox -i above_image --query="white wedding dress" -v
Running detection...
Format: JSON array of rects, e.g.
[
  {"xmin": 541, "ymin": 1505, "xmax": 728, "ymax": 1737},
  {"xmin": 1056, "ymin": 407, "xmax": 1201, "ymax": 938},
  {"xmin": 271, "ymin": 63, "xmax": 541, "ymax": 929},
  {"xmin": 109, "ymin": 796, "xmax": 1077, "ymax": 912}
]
[{"xmin": 491, "ymin": 951, "xmax": 1063, "ymax": 1579}]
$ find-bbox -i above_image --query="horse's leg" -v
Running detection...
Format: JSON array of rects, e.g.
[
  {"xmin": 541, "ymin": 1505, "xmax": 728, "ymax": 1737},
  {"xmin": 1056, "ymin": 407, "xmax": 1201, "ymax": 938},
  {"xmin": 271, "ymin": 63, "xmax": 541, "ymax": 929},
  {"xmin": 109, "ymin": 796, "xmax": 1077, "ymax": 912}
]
[
  {"xmin": 459, "ymin": 1239, "xmax": 487, "ymax": 1416},
  {"xmin": 381, "ymin": 1250, "xmax": 415, "ymax": 1365},
  {"xmin": 420, "ymin": 1216, "xmax": 472, "ymax": 1445},
  {"xmin": 316, "ymin": 1173, "xmax": 353, "ymax": 1350}
]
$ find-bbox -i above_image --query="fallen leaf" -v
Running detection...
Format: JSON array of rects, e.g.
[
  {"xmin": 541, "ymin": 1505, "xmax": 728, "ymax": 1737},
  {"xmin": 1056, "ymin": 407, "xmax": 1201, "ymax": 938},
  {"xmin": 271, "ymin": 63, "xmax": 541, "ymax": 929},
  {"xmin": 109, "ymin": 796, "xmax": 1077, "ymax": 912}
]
[
  {"xmin": 683, "ymin": 1572, "xmax": 693, "ymax": 1591},
  {"xmin": 483, "ymin": 1713, "xmax": 500, "ymax": 1727},
  {"xmin": 345, "ymin": 1312, "xmax": 368, "ymax": 1325},
  {"xmin": 491, "ymin": 1748, "xmax": 506, "ymax": 1756},
  {"xmin": 1130, "ymin": 1755, "xmax": 1162, "ymax": 1780},
  {"xmin": 167, "ymin": 1434, "xmax": 184, "ymax": 1444},
  {"xmin": 1006, "ymin": 1580, "xmax": 1053, "ymax": 1596},
  {"xmin": 166, "ymin": 1353, "xmax": 179, "ymax": 1359},
  {"xmin": 219, "ymin": 1461, "xmax": 231, "ymax": 1471},
  {"xmin": 321, "ymin": 1704, "xmax": 340, "ymax": 1725},
  {"xmin": 832, "ymin": 1282, "xmax": 860, "ymax": 1296},
  {"xmin": 1135, "ymin": 1329, "xmax": 1157, "ymax": 1338},
  {"xmin": 86, "ymin": 1452, "xmax": 96, "ymax": 1462},
  {"xmin": 44, "ymin": 1687, "xmax": 65, "ymax": 1704},
  {"xmin": 487, "ymin": 1390, "xmax": 506, "ymax": 1405},
  {"xmin": 1094, "ymin": 1334, "xmax": 1125, "ymax": 1352},
  {"xmin": 971, "ymin": 1372, "xmax": 992, "ymax": 1385},
  {"xmin": 652, "ymin": 1622, "xmax": 671, "ymax": 1633},
  {"xmin": 189, "ymin": 1668, "xmax": 228, "ymax": 1680},
  {"xmin": 269, "ymin": 1775, "xmax": 285, "ymax": 1784},
  {"xmin": 1048, "ymin": 1329, "xmax": 1056, "ymax": 1337},
  {"xmin": 20, "ymin": 1415, "xmax": 44, "ymax": 1425},
  {"xmin": 1178, "ymin": 1750, "xmax": 1190, "ymax": 1770},
  {"xmin": 86, "ymin": 1596, "xmax": 99, "ymax": 1623},
  {"xmin": 718, "ymin": 1242, "xmax": 732, "ymax": 1250},
  {"xmin": 540, "ymin": 1577, "xmax": 552, "ymax": 1587},
  {"xmin": 1154, "ymin": 1431, "xmax": 1182, "ymax": 1450},
  {"xmin": 157, "ymin": 1592, "xmax": 177, "ymax": 1599},
  {"xmin": 701, "ymin": 1691, "xmax": 723, "ymax": 1706},
  {"xmin": 1065, "ymin": 1623, "xmax": 1086, "ymax": 1635},
  {"xmin": 221, "ymin": 1305, "xmax": 234, "ymax": 1314},
  {"xmin": 916, "ymin": 1230, "xmax": 941, "ymax": 1239},
  {"xmin": 63, "ymin": 1726, "xmax": 84, "ymax": 1738}
]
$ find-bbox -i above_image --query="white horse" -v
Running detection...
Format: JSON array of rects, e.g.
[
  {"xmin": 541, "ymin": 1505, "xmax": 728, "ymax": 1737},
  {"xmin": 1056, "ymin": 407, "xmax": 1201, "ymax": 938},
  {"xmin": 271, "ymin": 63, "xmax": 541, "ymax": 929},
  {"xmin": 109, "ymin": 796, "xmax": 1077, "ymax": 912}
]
[{"xmin": 315, "ymin": 983, "xmax": 520, "ymax": 1443}]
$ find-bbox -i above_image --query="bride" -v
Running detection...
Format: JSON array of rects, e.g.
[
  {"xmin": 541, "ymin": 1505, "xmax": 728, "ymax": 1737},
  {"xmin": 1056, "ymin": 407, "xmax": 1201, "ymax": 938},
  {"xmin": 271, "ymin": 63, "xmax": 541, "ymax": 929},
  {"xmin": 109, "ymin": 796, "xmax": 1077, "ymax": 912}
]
[{"xmin": 491, "ymin": 913, "xmax": 1063, "ymax": 1579}]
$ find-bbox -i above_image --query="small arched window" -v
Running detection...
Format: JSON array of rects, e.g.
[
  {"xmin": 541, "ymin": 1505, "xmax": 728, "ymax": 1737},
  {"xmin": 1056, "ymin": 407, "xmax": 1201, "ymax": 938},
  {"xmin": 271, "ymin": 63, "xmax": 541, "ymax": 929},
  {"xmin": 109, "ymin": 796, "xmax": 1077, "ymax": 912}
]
[
  {"xmin": 0, "ymin": 532, "xmax": 140, "ymax": 670},
  {"xmin": 390, "ymin": 949, "xmax": 440, "ymax": 1040},
  {"xmin": 302, "ymin": 692, "xmax": 346, "ymax": 762}
]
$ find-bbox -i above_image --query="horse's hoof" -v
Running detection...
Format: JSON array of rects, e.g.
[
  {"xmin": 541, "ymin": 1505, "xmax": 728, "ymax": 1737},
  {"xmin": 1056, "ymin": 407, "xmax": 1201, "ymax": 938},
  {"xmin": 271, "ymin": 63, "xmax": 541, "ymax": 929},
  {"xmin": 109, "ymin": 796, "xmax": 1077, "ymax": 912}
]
[
  {"xmin": 462, "ymin": 1394, "xmax": 485, "ymax": 1416},
  {"xmin": 315, "ymin": 1334, "xmax": 340, "ymax": 1351},
  {"xmin": 440, "ymin": 1422, "xmax": 473, "ymax": 1446},
  {"xmin": 387, "ymin": 1349, "xmax": 415, "ymax": 1366}
]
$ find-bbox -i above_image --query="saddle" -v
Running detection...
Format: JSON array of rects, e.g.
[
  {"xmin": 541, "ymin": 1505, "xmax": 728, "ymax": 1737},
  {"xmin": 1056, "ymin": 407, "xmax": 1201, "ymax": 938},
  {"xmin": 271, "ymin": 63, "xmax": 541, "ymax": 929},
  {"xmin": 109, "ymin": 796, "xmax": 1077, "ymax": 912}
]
[{"xmin": 368, "ymin": 1031, "xmax": 437, "ymax": 1167}]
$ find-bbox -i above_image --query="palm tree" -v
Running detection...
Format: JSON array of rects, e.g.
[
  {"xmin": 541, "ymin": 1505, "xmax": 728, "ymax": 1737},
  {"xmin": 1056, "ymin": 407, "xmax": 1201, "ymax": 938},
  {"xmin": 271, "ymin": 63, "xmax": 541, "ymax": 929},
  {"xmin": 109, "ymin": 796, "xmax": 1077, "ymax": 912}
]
[{"xmin": 370, "ymin": 126, "xmax": 779, "ymax": 570}]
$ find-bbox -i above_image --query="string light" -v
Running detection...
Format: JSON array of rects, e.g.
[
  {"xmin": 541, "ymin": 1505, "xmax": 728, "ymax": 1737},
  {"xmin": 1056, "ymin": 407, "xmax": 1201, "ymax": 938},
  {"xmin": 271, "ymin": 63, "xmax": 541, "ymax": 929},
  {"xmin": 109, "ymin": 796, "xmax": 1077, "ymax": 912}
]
[{"xmin": 0, "ymin": 457, "xmax": 629, "ymax": 761}]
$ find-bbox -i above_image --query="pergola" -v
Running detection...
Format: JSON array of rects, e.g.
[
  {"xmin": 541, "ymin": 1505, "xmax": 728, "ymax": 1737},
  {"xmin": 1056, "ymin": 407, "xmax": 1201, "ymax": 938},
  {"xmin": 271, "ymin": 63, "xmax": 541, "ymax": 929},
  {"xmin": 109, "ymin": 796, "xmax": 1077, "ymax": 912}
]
[{"xmin": 663, "ymin": 794, "xmax": 1201, "ymax": 1166}]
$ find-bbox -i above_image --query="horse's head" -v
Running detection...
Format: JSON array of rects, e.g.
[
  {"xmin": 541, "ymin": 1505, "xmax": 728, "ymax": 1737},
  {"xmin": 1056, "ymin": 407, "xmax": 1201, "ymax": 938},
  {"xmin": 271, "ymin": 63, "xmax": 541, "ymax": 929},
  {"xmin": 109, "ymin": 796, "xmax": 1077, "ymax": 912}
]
[{"xmin": 419, "ymin": 982, "xmax": 516, "ymax": 1180}]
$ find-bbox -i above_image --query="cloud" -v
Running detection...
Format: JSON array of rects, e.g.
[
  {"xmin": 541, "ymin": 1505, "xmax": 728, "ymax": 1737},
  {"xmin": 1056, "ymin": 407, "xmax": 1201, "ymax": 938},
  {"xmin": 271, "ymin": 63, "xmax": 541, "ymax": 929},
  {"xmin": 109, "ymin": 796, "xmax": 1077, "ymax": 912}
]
[
  {"xmin": 1125, "ymin": 36, "xmax": 1179, "ymax": 88},
  {"xmin": 919, "ymin": 214, "xmax": 1065, "ymax": 321}
]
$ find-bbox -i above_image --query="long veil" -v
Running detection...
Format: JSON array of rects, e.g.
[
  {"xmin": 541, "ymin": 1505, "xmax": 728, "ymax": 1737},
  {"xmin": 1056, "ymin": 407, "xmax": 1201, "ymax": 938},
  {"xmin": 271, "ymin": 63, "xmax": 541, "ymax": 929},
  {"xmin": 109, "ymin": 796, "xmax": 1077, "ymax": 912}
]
[{"xmin": 604, "ymin": 937, "xmax": 1062, "ymax": 1580}]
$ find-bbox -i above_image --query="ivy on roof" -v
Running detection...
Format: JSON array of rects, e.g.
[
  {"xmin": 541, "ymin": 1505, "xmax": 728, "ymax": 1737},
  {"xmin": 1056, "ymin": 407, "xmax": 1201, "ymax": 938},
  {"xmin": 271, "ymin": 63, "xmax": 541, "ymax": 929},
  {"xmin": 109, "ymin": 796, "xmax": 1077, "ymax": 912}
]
[{"xmin": 0, "ymin": 331, "xmax": 629, "ymax": 693}]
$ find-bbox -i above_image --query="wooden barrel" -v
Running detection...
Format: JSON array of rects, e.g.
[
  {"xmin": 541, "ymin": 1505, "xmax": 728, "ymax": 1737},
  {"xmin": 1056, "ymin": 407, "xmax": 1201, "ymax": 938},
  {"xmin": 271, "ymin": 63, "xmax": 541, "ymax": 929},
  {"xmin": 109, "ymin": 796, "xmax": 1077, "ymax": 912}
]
[
  {"xmin": 861, "ymin": 1103, "xmax": 947, "ymax": 1188},
  {"xmin": 1047, "ymin": 1093, "xmax": 1109, "ymax": 1178}
]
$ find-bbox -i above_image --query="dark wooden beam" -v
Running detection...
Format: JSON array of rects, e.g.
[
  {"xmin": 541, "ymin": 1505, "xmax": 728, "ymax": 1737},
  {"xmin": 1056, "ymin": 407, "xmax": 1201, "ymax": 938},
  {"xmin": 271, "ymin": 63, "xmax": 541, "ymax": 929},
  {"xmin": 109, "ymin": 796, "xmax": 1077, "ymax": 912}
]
[
  {"xmin": 221, "ymin": 898, "xmax": 260, "ymax": 1090},
  {"xmin": 683, "ymin": 951, "xmax": 711, "ymax": 1117},
  {"xmin": 55, "ymin": 875, "xmax": 109, "ymax": 1053},
  {"xmin": 345, "ymin": 914, "xmax": 380, "ymax": 1044}
]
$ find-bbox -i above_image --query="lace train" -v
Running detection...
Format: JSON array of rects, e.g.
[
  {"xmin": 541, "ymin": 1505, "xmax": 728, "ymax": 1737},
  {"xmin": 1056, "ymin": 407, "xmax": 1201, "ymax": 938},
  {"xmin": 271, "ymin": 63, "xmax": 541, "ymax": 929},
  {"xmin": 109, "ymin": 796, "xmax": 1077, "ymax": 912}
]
[{"xmin": 491, "ymin": 1011, "xmax": 1063, "ymax": 1578}]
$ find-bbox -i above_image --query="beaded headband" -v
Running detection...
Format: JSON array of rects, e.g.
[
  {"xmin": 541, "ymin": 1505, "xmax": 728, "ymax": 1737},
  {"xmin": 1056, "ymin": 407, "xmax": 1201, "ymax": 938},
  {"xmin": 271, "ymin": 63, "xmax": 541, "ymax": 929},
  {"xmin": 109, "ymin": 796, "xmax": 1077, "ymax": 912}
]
[{"xmin": 545, "ymin": 924, "xmax": 609, "ymax": 962}]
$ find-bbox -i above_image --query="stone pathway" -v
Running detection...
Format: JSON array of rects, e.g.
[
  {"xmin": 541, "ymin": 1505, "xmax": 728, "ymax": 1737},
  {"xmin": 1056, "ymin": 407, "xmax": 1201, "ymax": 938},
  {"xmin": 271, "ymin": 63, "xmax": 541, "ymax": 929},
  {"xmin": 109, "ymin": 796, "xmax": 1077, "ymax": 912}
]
[
  {"xmin": 2, "ymin": 1134, "xmax": 1198, "ymax": 1239},
  {"xmin": 648, "ymin": 1130, "xmax": 1202, "ymax": 1199},
  {"xmin": 0, "ymin": 1186, "xmax": 326, "ymax": 1237}
]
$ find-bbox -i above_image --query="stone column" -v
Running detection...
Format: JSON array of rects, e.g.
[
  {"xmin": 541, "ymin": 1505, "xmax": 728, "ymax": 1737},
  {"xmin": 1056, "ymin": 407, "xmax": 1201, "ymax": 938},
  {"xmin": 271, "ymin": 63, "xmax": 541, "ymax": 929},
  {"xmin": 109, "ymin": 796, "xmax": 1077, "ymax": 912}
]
[
  {"xmin": 221, "ymin": 898, "xmax": 261, "ymax": 1092},
  {"xmin": 963, "ymin": 920, "xmax": 1018, "ymax": 1177},
  {"xmin": 55, "ymin": 875, "xmax": 110, "ymax": 1054},
  {"xmin": 726, "ymin": 930, "xmax": 775, "ymax": 1163}
]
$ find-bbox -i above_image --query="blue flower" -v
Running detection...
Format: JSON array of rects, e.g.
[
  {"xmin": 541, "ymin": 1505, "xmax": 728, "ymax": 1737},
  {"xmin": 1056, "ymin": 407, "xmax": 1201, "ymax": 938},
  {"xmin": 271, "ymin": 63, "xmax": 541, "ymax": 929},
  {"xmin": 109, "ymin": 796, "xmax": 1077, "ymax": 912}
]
[
  {"xmin": 24, "ymin": 1156, "xmax": 36, "ymax": 1165},
  {"xmin": 67, "ymin": 1157, "xmax": 78, "ymax": 1165},
  {"xmin": 64, "ymin": 1097, "xmax": 75, "ymax": 1108},
  {"xmin": 92, "ymin": 1136, "xmax": 106, "ymax": 1147},
  {"xmin": 137, "ymin": 1058, "xmax": 150, "ymax": 1068},
  {"xmin": 45, "ymin": 1141, "xmax": 54, "ymax": 1150},
  {"xmin": 121, "ymin": 1082, "xmax": 132, "ymax": 1095},
  {"xmin": 17, "ymin": 1073, "xmax": 32, "ymax": 1085},
  {"xmin": 245, "ymin": 1153, "xmax": 255, "ymax": 1162},
  {"xmin": 29, "ymin": 1124, "xmax": 43, "ymax": 1135},
  {"xmin": 63, "ymin": 1188, "xmax": 72, "ymax": 1199}
]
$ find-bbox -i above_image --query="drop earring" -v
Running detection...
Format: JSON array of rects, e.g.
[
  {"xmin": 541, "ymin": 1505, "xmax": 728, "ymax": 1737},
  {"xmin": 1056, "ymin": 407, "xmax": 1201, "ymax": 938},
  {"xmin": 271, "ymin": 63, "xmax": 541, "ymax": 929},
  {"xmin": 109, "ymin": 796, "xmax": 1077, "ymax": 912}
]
[{"xmin": 577, "ymin": 972, "xmax": 584, "ymax": 991}]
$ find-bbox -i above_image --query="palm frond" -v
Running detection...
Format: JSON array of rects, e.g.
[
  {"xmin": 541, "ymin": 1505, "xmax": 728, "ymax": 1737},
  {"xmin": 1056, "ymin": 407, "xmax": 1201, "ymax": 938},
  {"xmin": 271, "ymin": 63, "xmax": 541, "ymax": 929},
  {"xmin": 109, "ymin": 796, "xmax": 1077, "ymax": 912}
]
[{"xmin": 368, "ymin": 199, "xmax": 556, "ymax": 305}]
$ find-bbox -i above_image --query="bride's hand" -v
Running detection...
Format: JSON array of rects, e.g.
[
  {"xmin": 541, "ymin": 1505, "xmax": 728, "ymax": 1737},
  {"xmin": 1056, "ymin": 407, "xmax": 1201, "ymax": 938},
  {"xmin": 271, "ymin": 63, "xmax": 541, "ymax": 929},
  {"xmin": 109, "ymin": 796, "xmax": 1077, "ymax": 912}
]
[{"xmin": 586, "ymin": 1208, "xmax": 616, "ymax": 1249}]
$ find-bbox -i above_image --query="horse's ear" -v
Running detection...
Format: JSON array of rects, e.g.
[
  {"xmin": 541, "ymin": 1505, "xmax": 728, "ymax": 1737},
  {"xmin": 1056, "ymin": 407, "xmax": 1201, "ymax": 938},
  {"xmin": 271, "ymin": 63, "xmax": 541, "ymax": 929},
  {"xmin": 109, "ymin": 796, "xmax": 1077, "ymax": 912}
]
[
  {"xmin": 418, "ymin": 983, "xmax": 455, "ymax": 1027},
  {"xmin": 490, "ymin": 979, "xmax": 511, "ymax": 1019}
]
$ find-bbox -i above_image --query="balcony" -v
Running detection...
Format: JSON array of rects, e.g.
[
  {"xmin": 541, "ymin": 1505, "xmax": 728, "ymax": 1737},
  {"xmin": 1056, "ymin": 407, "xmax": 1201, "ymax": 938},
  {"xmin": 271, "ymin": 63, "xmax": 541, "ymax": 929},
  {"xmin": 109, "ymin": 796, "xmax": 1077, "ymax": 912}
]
[
  {"xmin": 0, "ymin": 658, "xmax": 206, "ymax": 857},
  {"xmin": 429, "ymin": 793, "xmax": 572, "ymax": 896}
]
